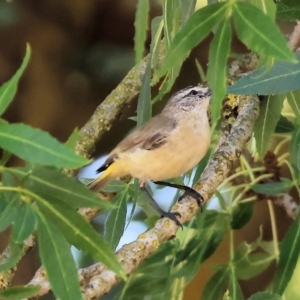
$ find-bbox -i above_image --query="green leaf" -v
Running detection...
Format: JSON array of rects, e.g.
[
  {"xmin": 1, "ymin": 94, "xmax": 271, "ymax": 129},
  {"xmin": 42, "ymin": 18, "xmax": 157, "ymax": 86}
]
[
  {"xmin": 231, "ymin": 201, "xmax": 254, "ymax": 230},
  {"xmin": 232, "ymin": 2, "xmax": 295, "ymax": 62},
  {"xmin": 207, "ymin": 18, "xmax": 232, "ymax": 123},
  {"xmin": 150, "ymin": 16, "xmax": 163, "ymax": 68},
  {"xmin": 35, "ymin": 195, "xmax": 126, "ymax": 280},
  {"xmin": 137, "ymin": 61, "xmax": 151, "ymax": 127},
  {"xmin": 254, "ymin": 95, "xmax": 285, "ymax": 158},
  {"xmin": 0, "ymin": 241, "xmax": 22, "ymax": 272},
  {"xmin": 228, "ymin": 274, "xmax": 244, "ymax": 300},
  {"xmin": 201, "ymin": 266, "xmax": 230, "ymax": 300},
  {"xmin": 104, "ymin": 191, "xmax": 127, "ymax": 251},
  {"xmin": 101, "ymin": 179, "xmax": 128, "ymax": 193},
  {"xmin": 233, "ymin": 235, "xmax": 275, "ymax": 281},
  {"xmin": 287, "ymin": 90, "xmax": 300, "ymax": 119},
  {"xmin": 133, "ymin": 242, "xmax": 176, "ymax": 277},
  {"xmin": 275, "ymin": 115, "xmax": 295, "ymax": 133},
  {"xmin": 0, "ymin": 285, "xmax": 41, "ymax": 300},
  {"xmin": 228, "ymin": 52, "xmax": 300, "ymax": 96},
  {"xmin": 0, "ymin": 123, "xmax": 90, "ymax": 168},
  {"xmin": 250, "ymin": 0, "xmax": 276, "ymax": 20},
  {"xmin": 251, "ymin": 178, "xmax": 293, "ymax": 195},
  {"xmin": 235, "ymin": 252, "xmax": 274, "ymax": 280},
  {"xmin": 154, "ymin": 2, "xmax": 227, "ymax": 80},
  {"xmin": 12, "ymin": 203, "xmax": 35, "ymax": 243},
  {"xmin": 0, "ymin": 197, "xmax": 19, "ymax": 232},
  {"xmin": 0, "ymin": 150, "xmax": 12, "ymax": 165},
  {"xmin": 0, "ymin": 44, "xmax": 31, "ymax": 116},
  {"xmin": 272, "ymin": 212, "xmax": 300, "ymax": 295},
  {"xmin": 180, "ymin": 0, "xmax": 196, "ymax": 26},
  {"xmin": 36, "ymin": 210, "xmax": 82, "ymax": 300},
  {"xmin": 10, "ymin": 166, "xmax": 113, "ymax": 210},
  {"xmin": 248, "ymin": 291, "xmax": 282, "ymax": 300},
  {"xmin": 290, "ymin": 127, "xmax": 300, "ymax": 172},
  {"xmin": 134, "ymin": 0, "xmax": 149, "ymax": 64}
]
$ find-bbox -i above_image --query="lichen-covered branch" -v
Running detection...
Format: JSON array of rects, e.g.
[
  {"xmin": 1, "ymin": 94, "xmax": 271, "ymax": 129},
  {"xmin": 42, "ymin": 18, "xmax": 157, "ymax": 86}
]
[
  {"xmin": 288, "ymin": 21, "xmax": 300, "ymax": 51},
  {"xmin": 0, "ymin": 236, "xmax": 34, "ymax": 290},
  {"xmin": 79, "ymin": 94, "xmax": 260, "ymax": 299}
]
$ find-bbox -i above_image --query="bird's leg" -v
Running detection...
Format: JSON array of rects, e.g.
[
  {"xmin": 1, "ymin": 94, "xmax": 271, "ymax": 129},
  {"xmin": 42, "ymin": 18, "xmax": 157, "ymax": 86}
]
[
  {"xmin": 153, "ymin": 181, "xmax": 204, "ymax": 207},
  {"xmin": 140, "ymin": 186, "xmax": 182, "ymax": 227}
]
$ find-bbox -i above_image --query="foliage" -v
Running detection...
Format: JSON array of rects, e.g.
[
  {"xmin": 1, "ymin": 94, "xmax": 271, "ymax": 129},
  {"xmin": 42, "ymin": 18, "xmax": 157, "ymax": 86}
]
[
  {"xmin": 1, "ymin": 0, "xmax": 300, "ymax": 299},
  {"xmin": 0, "ymin": 45, "xmax": 125, "ymax": 300}
]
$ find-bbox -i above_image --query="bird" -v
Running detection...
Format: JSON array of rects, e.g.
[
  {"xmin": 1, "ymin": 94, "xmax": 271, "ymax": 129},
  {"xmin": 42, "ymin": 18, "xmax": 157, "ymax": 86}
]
[{"xmin": 88, "ymin": 86, "xmax": 211, "ymax": 226}]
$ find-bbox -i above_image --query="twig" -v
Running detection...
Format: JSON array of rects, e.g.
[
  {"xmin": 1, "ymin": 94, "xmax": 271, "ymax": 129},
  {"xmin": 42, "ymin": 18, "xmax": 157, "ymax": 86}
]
[
  {"xmin": 0, "ymin": 236, "xmax": 34, "ymax": 290},
  {"xmin": 288, "ymin": 21, "xmax": 300, "ymax": 52}
]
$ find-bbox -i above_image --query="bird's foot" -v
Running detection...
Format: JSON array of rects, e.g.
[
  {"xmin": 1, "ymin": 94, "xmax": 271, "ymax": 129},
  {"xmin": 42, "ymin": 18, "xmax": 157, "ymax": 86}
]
[{"xmin": 160, "ymin": 210, "xmax": 182, "ymax": 228}]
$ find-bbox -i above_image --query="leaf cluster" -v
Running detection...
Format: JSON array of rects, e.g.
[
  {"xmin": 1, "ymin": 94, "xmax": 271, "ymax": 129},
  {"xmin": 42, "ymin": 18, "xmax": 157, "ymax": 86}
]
[{"xmin": 0, "ymin": 45, "xmax": 125, "ymax": 300}]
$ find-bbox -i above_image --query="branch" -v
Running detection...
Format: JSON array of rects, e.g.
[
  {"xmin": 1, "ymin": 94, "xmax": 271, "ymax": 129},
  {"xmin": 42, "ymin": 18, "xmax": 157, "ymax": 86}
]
[
  {"xmin": 288, "ymin": 21, "xmax": 300, "ymax": 52},
  {"xmin": 0, "ymin": 236, "xmax": 34, "ymax": 290}
]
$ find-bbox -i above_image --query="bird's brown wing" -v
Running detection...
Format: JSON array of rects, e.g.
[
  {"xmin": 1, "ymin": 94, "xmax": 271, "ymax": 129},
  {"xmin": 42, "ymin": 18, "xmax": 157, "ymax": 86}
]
[{"xmin": 97, "ymin": 114, "xmax": 177, "ymax": 173}]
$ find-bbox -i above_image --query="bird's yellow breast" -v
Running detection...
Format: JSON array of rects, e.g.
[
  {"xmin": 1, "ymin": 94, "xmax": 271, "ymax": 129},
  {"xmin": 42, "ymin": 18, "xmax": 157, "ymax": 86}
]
[{"xmin": 114, "ymin": 115, "xmax": 210, "ymax": 183}]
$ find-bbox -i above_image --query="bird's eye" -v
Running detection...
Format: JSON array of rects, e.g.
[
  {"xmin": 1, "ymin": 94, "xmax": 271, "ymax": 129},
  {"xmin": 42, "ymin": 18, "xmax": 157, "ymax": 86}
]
[{"xmin": 187, "ymin": 90, "xmax": 198, "ymax": 97}]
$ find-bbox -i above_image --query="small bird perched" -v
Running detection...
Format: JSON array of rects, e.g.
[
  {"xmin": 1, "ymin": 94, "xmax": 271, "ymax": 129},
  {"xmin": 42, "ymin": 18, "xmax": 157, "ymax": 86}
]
[{"xmin": 88, "ymin": 86, "xmax": 211, "ymax": 225}]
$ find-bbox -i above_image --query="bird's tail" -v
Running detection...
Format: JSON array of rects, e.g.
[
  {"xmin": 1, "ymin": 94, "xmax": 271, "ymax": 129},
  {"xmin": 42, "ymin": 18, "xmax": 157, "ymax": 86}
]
[
  {"xmin": 87, "ymin": 162, "xmax": 123, "ymax": 192},
  {"xmin": 87, "ymin": 171, "xmax": 113, "ymax": 192}
]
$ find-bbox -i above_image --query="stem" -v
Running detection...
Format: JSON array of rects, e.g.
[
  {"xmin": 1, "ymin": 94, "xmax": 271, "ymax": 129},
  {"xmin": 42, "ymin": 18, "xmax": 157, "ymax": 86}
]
[{"xmin": 267, "ymin": 199, "xmax": 279, "ymax": 261}]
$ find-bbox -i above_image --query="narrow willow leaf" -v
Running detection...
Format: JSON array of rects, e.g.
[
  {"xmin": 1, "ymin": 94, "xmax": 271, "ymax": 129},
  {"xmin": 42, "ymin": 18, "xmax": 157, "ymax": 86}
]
[
  {"xmin": 10, "ymin": 166, "xmax": 114, "ymax": 210},
  {"xmin": 228, "ymin": 52, "xmax": 300, "ymax": 95},
  {"xmin": 248, "ymin": 291, "xmax": 282, "ymax": 300},
  {"xmin": 0, "ymin": 241, "xmax": 22, "ymax": 272},
  {"xmin": 290, "ymin": 126, "xmax": 300, "ymax": 172},
  {"xmin": 104, "ymin": 191, "xmax": 127, "ymax": 251},
  {"xmin": 0, "ymin": 150, "xmax": 12, "ymax": 165},
  {"xmin": 0, "ymin": 123, "xmax": 90, "ymax": 168},
  {"xmin": 228, "ymin": 275, "xmax": 243, "ymax": 300},
  {"xmin": 180, "ymin": 0, "xmax": 196, "ymax": 26},
  {"xmin": 233, "ymin": 237, "xmax": 275, "ymax": 281},
  {"xmin": 101, "ymin": 179, "xmax": 128, "ymax": 193},
  {"xmin": 12, "ymin": 203, "xmax": 35, "ymax": 243},
  {"xmin": 235, "ymin": 252, "xmax": 274, "ymax": 280},
  {"xmin": 251, "ymin": 178, "xmax": 293, "ymax": 195},
  {"xmin": 35, "ymin": 195, "xmax": 126, "ymax": 280},
  {"xmin": 254, "ymin": 95, "xmax": 285, "ymax": 158},
  {"xmin": 0, "ymin": 44, "xmax": 31, "ymax": 116},
  {"xmin": 286, "ymin": 90, "xmax": 300, "ymax": 119},
  {"xmin": 0, "ymin": 197, "xmax": 18, "ymax": 232},
  {"xmin": 275, "ymin": 115, "xmax": 295, "ymax": 133},
  {"xmin": 137, "ymin": 61, "xmax": 151, "ymax": 127},
  {"xmin": 163, "ymin": 0, "xmax": 180, "ymax": 45},
  {"xmin": 133, "ymin": 242, "xmax": 176, "ymax": 277},
  {"xmin": 207, "ymin": 18, "xmax": 232, "ymax": 123},
  {"xmin": 250, "ymin": 0, "xmax": 276, "ymax": 20},
  {"xmin": 232, "ymin": 2, "xmax": 295, "ymax": 62},
  {"xmin": 37, "ymin": 211, "xmax": 82, "ymax": 300},
  {"xmin": 134, "ymin": 0, "xmax": 149, "ymax": 64},
  {"xmin": 154, "ymin": 2, "xmax": 227, "ymax": 81},
  {"xmin": 150, "ymin": 16, "xmax": 163, "ymax": 68},
  {"xmin": 0, "ymin": 285, "xmax": 41, "ymax": 300},
  {"xmin": 272, "ymin": 213, "xmax": 300, "ymax": 295},
  {"xmin": 201, "ymin": 266, "xmax": 230, "ymax": 300}
]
